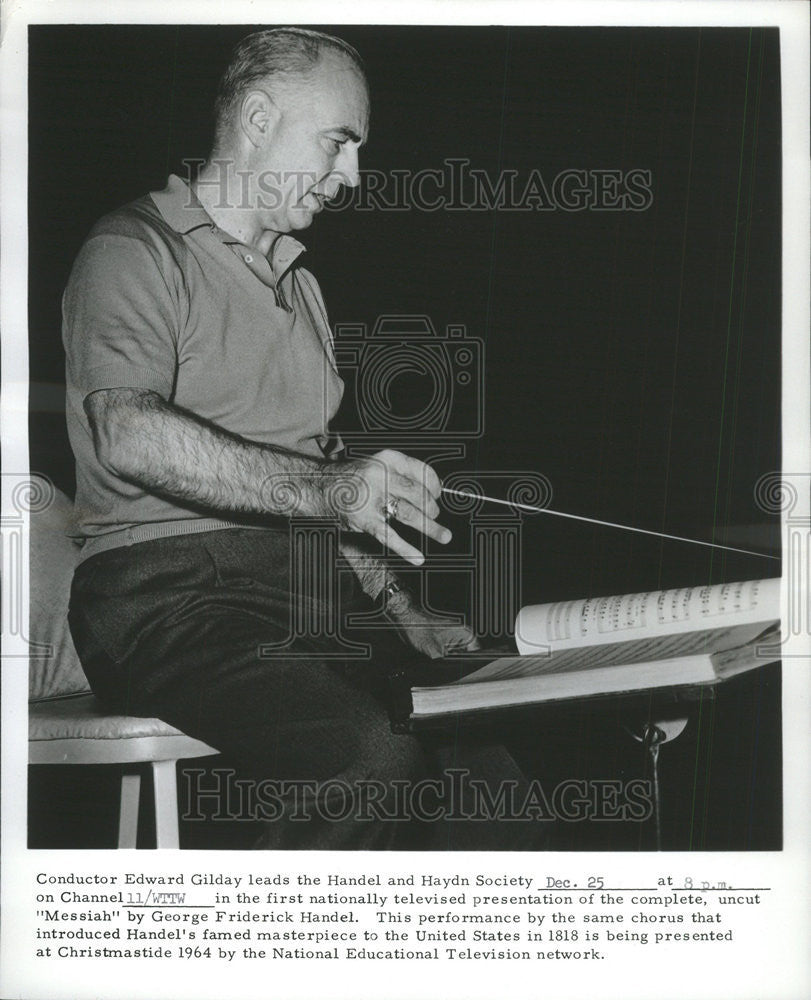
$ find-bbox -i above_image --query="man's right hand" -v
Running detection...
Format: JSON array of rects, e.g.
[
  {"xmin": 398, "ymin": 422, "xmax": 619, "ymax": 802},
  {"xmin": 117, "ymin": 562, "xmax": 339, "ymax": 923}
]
[{"xmin": 330, "ymin": 450, "xmax": 451, "ymax": 565}]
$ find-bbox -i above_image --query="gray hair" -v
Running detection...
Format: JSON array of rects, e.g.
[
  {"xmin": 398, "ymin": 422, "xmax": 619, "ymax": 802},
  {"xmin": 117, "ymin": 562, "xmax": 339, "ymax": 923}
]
[{"xmin": 213, "ymin": 27, "xmax": 366, "ymax": 149}]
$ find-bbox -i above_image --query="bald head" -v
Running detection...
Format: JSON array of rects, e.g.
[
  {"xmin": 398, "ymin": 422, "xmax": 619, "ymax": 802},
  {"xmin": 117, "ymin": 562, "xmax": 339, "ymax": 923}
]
[{"xmin": 213, "ymin": 27, "xmax": 367, "ymax": 152}]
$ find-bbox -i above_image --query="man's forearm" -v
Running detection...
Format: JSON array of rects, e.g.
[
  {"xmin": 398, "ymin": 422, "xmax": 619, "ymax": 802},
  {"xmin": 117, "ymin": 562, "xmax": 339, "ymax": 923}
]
[
  {"xmin": 92, "ymin": 389, "xmax": 409, "ymax": 596},
  {"xmin": 84, "ymin": 387, "xmax": 449, "ymax": 567},
  {"xmin": 85, "ymin": 387, "xmax": 334, "ymax": 519}
]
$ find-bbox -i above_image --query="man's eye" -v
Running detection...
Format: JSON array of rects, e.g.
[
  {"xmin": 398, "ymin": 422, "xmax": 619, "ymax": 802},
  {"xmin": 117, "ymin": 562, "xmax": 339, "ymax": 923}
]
[{"xmin": 325, "ymin": 137, "xmax": 344, "ymax": 154}]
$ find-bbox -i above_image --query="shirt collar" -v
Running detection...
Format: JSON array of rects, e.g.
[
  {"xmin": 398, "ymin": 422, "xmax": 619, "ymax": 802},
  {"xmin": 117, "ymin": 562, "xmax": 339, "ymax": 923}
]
[
  {"xmin": 150, "ymin": 174, "xmax": 212, "ymax": 234},
  {"xmin": 150, "ymin": 174, "xmax": 307, "ymax": 274}
]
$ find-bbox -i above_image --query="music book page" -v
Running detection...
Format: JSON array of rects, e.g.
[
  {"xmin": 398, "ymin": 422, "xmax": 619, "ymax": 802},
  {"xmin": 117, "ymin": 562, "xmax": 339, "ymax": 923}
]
[
  {"xmin": 514, "ymin": 577, "xmax": 780, "ymax": 653},
  {"xmin": 454, "ymin": 620, "xmax": 778, "ymax": 686}
]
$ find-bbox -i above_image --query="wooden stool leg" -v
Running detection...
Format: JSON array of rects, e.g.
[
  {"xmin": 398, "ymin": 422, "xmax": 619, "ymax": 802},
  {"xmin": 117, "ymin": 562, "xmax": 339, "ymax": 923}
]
[
  {"xmin": 118, "ymin": 771, "xmax": 141, "ymax": 848},
  {"xmin": 151, "ymin": 759, "xmax": 179, "ymax": 849}
]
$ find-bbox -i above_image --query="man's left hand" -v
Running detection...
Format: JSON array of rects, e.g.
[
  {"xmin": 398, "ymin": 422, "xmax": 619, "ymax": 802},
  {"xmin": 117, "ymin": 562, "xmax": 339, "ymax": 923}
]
[{"xmin": 385, "ymin": 594, "xmax": 480, "ymax": 659}]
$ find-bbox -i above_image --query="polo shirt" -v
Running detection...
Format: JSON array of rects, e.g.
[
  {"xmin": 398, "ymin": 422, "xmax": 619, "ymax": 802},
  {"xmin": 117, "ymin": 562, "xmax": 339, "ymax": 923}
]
[{"xmin": 63, "ymin": 174, "xmax": 345, "ymax": 555}]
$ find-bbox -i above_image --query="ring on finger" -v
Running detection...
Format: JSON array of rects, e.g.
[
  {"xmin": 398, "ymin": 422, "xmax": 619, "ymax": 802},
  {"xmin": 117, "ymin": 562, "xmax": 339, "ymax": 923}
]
[{"xmin": 382, "ymin": 496, "xmax": 400, "ymax": 521}]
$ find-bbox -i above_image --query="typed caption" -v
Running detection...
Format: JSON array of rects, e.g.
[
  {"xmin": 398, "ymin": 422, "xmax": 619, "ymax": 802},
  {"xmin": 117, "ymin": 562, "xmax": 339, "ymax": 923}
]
[{"xmin": 33, "ymin": 867, "xmax": 765, "ymax": 964}]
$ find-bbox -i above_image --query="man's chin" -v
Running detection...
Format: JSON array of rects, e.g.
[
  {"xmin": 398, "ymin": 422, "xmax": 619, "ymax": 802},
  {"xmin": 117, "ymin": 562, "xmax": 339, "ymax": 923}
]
[{"xmin": 287, "ymin": 205, "xmax": 320, "ymax": 230}]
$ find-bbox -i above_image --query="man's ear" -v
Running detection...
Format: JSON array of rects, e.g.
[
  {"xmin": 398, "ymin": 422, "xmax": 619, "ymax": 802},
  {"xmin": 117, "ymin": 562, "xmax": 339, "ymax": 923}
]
[{"xmin": 239, "ymin": 89, "xmax": 282, "ymax": 148}]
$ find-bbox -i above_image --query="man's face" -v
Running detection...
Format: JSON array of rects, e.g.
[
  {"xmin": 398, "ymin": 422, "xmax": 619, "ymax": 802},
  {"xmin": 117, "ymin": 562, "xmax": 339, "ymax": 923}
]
[{"xmin": 248, "ymin": 52, "xmax": 369, "ymax": 233}]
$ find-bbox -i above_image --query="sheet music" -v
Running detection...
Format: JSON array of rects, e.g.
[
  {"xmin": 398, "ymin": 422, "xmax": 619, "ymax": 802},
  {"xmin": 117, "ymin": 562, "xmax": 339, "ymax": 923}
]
[
  {"xmin": 514, "ymin": 577, "xmax": 780, "ymax": 654},
  {"xmin": 456, "ymin": 620, "xmax": 776, "ymax": 684}
]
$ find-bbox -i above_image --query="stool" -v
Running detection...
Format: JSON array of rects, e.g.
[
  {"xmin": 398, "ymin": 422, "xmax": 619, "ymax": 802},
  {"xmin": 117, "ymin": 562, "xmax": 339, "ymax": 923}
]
[
  {"xmin": 22, "ymin": 479, "xmax": 220, "ymax": 848},
  {"xmin": 29, "ymin": 693, "xmax": 218, "ymax": 848}
]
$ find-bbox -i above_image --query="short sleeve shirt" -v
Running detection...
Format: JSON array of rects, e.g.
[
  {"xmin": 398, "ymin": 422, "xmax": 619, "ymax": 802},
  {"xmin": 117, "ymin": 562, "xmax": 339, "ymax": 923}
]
[{"xmin": 63, "ymin": 175, "xmax": 345, "ymax": 549}]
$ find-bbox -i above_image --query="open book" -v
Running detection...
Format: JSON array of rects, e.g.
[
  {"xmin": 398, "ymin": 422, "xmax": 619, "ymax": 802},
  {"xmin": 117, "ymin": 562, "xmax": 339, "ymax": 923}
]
[{"xmin": 402, "ymin": 578, "xmax": 781, "ymax": 724}]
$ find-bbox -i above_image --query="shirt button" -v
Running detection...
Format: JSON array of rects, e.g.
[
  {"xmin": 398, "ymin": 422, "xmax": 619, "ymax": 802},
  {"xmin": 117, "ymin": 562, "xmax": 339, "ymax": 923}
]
[{"xmin": 244, "ymin": 254, "xmax": 253, "ymax": 263}]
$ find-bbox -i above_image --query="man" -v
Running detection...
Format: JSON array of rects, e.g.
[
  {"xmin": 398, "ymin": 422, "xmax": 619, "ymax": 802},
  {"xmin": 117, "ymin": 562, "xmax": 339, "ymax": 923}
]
[{"xmin": 64, "ymin": 28, "xmax": 539, "ymax": 849}]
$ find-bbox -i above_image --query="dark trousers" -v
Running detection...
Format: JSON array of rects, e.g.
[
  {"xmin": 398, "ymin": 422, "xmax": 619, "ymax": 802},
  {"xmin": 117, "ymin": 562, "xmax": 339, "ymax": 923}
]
[{"xmin": 68, "ymin": 527, "xmax": 547, "ymax": 850}]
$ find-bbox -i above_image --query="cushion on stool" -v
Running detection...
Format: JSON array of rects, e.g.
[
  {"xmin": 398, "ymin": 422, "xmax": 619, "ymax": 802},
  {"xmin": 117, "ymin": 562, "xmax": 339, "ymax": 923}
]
[
  {"xmin": 29, "ymin": 693, "xmax": 218, "ymax": 766},
  {"xmin": 29, "ymin": 693, "xmax": 188, "ymax": 742},
  {"xmin": 27, "ymin": 486, "xmax": 219, "ymax": 768},
  {"xmin": 28, "ymin": 485, "xmax": 91, "ymax": 701}
]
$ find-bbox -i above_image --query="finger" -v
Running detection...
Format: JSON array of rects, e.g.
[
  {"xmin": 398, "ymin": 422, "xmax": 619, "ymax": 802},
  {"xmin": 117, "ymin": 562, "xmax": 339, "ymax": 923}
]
[
  {"xmin": 389, "ymin": 474, "xmax": 441, "ymax": 519},
  {"xmin": 421, "ymin": 495, "xmax": 440, "ymax": 520},
  {"xmin": 372, "ymin": 452, "xmax": 441, "ymax": 514},
  {"xmin": 445, "ymin": 630, "xmax": 478, "ymax": 650},
  {"xmin": 364, "ymin": 455, "xmax": 431, "ymax": 514},
  {"xmin": 371, "ymin": 521, "xmax": 425, "ymax": 566},
  {"xmin": 393, "ymin": 499, "xmax": 451, "ymax": 544},
  {"xmin": 385, "ymin": 451, "xmax": 442, "ymax": 500}
]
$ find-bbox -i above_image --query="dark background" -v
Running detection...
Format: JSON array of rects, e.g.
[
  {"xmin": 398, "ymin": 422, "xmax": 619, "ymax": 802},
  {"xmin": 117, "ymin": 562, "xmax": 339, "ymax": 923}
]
[{"xmin": 28, "ymin": 25, "xmax": 782, "ymax": 850}]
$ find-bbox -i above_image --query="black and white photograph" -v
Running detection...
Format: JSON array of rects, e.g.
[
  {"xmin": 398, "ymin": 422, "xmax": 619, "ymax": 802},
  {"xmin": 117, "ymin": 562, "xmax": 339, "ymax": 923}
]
[
  {"xmin": 24, "ymin": 18, "xmax": 785, "ymax": 852},
  {"xmin": 2, "ymin": 2, "xmax": 809, "ymax": 999}
]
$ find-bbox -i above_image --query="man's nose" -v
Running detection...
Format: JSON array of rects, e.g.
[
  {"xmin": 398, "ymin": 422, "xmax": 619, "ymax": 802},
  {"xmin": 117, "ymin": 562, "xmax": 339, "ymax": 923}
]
[{"xmin": 333, "ymin": 144, "xmax": 360, "ymax": 189}]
